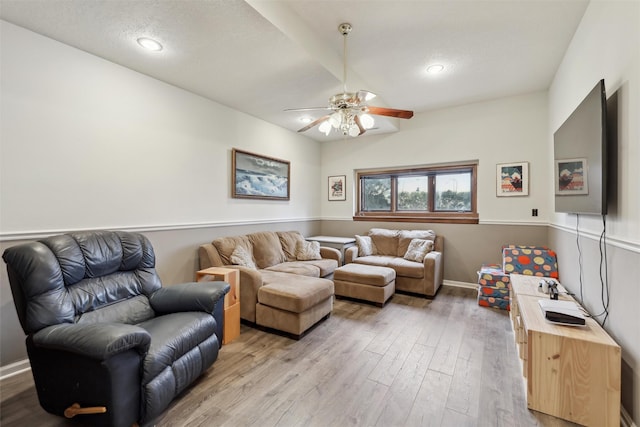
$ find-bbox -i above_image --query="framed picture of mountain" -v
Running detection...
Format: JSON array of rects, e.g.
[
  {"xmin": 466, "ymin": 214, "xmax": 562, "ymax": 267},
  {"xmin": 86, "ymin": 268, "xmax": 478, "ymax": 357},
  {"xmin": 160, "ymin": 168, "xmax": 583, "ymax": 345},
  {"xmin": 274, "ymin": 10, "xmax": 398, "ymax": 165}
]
[
  {"xmin": 232, "ymin": 149, "xmax": 290, "ymax": 200},
  {"xmin": 555, "ymin": 158, "xmax": 588, "ymax": 195},
  {"xmin": 496, "ymin": 162, "xmax": 529, "ymax": 197}
]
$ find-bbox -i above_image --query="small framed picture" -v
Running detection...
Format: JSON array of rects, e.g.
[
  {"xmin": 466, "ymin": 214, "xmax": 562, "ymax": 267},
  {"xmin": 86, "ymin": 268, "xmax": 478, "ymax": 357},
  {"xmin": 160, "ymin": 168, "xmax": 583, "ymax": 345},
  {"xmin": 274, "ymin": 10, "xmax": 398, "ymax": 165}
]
[
  {"xmin": 328, "ymin": 175, "xmax": 346, "ymax": 201},
  {"xmin": 555, "ymin": 158, "xmax": 588, "ymax": 195},
  {"xmin": 497, "ymin": 162, "xmax": 529, "ymax": 197}
]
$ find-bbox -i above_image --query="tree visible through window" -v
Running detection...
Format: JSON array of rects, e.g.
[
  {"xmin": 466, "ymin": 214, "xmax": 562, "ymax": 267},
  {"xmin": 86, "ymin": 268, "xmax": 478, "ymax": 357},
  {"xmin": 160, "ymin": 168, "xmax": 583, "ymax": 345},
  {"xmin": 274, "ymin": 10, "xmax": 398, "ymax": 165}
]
[
  {"xmin": 362, "ymin": 177, "xmax": 391, "ymax": 210},
  {"xmin": 356, "ymin": 163, "xmax": 478, "ymax": 224}
]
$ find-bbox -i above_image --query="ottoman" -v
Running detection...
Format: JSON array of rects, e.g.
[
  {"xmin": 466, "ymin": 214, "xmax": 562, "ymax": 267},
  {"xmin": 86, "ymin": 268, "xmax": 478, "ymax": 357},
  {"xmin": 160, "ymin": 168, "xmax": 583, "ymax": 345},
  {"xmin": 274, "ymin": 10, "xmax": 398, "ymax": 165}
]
[
  {"xmin": 333, "ymin": 264, "xmax": 396, "ymax": 307},
  {"xmin": 256, "ymin": 274, "xmax": 334, "ymax": 339}
]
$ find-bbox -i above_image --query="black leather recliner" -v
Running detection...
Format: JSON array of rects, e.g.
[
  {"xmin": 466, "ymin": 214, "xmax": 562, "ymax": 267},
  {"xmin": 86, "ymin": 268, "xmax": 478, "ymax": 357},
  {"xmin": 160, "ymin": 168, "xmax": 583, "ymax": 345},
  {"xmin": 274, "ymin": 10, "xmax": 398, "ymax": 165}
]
[{"xmin": 2, "ymin": 230, "xmax": 229, "ymax": 427}]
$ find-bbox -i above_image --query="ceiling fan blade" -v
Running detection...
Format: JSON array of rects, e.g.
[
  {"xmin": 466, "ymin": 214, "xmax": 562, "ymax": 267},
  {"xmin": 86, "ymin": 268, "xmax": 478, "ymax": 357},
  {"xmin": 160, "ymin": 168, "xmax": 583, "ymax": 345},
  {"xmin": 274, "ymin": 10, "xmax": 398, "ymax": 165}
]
[
  {"xmin": 356, "ymin": 90, "xmax": 377, "ymax": 102},
  {"xmin": 367, "ymin": 106, "xmax": 414, "ymax": 119},
  {"xmin": 354, "ymin": 115, "xmax": 366, "ymax": 136},
  {"xmin": 298, "ymin": 115, "xmax": 331, "ymax": 133},
  {"xmin": 285, "ymin": 107, "xmax": 331, "ymax": 112}
]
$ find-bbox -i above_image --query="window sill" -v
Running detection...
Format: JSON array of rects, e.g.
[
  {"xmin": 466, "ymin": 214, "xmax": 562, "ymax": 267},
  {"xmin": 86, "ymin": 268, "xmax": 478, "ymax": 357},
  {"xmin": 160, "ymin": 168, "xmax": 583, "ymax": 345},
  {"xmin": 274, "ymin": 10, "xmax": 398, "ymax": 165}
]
[{"xmin": 352, "ymin": 213, "xmax": 479, "ymax": 224}]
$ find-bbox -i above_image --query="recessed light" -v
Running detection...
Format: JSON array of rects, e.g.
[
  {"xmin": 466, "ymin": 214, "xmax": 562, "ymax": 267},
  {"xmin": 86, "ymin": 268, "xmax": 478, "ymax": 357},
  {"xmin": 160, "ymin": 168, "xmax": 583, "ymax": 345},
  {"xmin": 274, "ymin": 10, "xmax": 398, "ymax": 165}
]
[
  {"xmin": 426, "ymin": 64, "xmax": 444, "ymax": 74},
  {"xmin": 299, "ymin": 116, "xmax": 313, "ymax": 124},
  {"xmin": 137, "ymin": 37, "xmax": 163, "ymax": 52}
]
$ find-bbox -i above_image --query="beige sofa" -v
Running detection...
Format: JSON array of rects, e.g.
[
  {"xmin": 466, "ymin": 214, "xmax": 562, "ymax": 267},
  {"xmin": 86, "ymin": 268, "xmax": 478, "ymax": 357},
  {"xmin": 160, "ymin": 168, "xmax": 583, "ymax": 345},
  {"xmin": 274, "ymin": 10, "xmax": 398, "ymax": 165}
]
[
  {"xmin": 344, "ymin": 228, "xmax": 444, "ymax": 297},
  {"xmin": 198, "ymin": 231, "xmax": 340, "ymax": 338}
]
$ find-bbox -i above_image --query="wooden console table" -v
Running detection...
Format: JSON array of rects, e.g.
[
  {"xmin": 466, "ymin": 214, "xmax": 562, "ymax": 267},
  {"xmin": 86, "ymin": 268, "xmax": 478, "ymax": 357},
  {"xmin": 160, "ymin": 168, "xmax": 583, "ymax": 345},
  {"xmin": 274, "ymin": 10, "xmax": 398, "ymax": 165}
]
[
  {"xmin": 196, "ymin": 267, "xmax": 240, "ymax": 345},
  {"xmin": 306, "ymin": 235, "xmax": 355, "ymax": 264},
  {"xmin": 509, "ymin": 274, "xmax": 620, "ymax": 426}
]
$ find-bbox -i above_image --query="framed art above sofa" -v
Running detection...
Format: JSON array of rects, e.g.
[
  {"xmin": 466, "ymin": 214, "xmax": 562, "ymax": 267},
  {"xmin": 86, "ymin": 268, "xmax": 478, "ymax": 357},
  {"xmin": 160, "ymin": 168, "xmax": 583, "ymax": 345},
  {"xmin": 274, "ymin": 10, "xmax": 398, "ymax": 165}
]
[{"xmin": 232, "ymin": 148, "xmax": 290, "ymax": 200}]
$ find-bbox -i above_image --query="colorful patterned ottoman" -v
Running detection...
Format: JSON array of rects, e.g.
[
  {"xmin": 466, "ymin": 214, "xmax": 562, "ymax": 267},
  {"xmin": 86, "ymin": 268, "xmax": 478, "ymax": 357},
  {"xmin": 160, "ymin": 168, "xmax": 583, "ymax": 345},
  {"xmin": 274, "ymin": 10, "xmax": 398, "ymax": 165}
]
[
  {"xmin": 502, "ymin": 247, "xmax": 559, "ymax": 279},
  {"xmin": 477, "ymin": 294, "xmax": 511, "ymax": 310},
  {"xmin": 477, "ymin": 264, "xmax": 511, "ymax": 311}
]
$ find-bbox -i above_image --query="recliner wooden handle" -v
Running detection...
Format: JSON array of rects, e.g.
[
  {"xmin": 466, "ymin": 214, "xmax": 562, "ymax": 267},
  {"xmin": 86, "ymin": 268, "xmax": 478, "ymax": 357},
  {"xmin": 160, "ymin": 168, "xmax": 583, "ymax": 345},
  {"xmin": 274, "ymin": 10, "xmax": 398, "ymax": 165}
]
[{"xmin": 64, "ymin": 403, "xmax": 107, "ymax": 418}]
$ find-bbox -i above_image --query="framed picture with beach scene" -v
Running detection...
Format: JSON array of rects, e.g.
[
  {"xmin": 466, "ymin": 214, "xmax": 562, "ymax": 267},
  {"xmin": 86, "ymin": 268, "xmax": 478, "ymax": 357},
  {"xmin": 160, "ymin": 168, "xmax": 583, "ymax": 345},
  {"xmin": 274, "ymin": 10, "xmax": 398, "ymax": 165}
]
[
  {"xmin": 496, "ymin": 162, "xmax": 529, "ymax": 197},
  {"xmin": 232, "ymin": 149, "xmax": 290, "ymax": 200}
]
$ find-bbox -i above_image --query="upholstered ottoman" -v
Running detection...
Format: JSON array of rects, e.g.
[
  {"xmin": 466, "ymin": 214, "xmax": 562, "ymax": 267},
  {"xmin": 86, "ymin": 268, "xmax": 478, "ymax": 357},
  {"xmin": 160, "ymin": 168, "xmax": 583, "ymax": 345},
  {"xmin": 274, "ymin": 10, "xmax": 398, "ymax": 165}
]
[
  {"xmin": 333, "ymin": 264, "xmax": 396, "ymax": 307},
  {"xmin": 477, "ymin": 263, "xmax": 511, "ymax": 311},
  {"xmin": 256, "ymin": 274, "xmax": 334, "ymax": 339}
]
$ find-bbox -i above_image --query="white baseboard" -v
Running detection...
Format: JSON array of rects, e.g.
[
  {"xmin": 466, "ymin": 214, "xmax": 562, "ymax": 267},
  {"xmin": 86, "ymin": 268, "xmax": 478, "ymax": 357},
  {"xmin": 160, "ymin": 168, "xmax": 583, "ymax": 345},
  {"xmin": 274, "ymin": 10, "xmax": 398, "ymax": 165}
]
[
  {"xmin": 443, "ymin": 279, "xmax": 477, "ymax": 289},
  {"xmin": 0, "ymin": 358, "xmax": 30, "ymax": 380}
]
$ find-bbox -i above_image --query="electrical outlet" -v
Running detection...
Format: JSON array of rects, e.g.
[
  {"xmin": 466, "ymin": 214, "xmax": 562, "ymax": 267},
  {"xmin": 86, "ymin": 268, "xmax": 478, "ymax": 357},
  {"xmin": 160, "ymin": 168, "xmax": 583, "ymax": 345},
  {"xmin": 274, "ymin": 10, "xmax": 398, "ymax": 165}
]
[{"xmin": 532, "ymin": 208, "xmax": 538, "ymax": 216}]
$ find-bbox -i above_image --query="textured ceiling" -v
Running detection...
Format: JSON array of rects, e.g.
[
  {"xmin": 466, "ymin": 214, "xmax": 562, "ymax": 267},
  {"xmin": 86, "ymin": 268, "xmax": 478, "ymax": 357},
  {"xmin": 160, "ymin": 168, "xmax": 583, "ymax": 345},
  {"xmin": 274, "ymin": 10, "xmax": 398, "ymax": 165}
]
[{"xmin": 0, "ymin": 0, "xmax": 589, "ymax": 141}]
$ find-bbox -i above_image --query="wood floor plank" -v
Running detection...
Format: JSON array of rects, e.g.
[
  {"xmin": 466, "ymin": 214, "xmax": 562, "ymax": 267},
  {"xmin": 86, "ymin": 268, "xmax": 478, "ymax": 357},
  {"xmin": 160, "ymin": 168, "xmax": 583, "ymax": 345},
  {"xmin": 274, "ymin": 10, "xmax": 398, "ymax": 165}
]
[
  {"xmin": 0, "ymin": 286, "xmax": 580, "ymax": 427},
  {"xmin": 373, "ymin": 343, "xmax": 436, "ymax": 426},
  {"xmin": 444, "ymin": 290, "xmax": 489, "ymax": 419},
  {"xmin": 428, "ymin": 291, "xmax": 467, "ymax": 375},
  {"xmin": 406, "ymin": 368, "xmax": 452, "ymax": 426}
]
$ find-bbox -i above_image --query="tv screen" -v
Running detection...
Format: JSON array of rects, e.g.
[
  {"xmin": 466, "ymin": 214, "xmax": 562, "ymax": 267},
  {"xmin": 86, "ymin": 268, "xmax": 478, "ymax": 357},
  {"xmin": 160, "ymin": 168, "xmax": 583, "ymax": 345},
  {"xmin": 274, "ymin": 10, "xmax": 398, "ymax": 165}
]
[{"xmin": 553, "ymin": 79, "xmax": 607, "ymax": 215}]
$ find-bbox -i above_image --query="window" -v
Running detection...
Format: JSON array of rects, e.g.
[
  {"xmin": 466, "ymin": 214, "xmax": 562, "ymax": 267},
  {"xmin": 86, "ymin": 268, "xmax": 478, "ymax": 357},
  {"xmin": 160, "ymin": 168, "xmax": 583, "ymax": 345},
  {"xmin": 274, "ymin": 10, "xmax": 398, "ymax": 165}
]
[{"xmin": 355, "ymin": 163, "xmax": 478, "ymax": 224}]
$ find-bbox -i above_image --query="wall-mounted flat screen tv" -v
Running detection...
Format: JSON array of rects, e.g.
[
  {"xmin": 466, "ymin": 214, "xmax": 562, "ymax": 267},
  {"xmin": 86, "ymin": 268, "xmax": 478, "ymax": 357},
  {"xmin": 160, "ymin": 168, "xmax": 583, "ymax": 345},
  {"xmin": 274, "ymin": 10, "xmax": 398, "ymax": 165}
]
[{"xmin": 553, "ymin": 79, "xmax": 607, "ymax": 215}]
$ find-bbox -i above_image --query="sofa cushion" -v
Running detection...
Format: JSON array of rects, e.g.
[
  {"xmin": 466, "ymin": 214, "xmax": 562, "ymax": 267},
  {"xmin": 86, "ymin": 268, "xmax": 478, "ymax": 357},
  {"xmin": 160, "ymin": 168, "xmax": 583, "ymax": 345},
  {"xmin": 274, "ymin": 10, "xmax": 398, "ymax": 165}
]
[
  {"xmin": 387, "ymin": 257, "xmax": 426, "ymax": 279},
  {"xmin": 353, "ymin": 255, "xmax": 397, "ymax": 268},
  {"xmin": 265, "ymin": 262, "xmax": 320, "ymax": 277},
  {"xmin": 354, "ymin": 256, "xmax": 425, "ymax": 279},
  {"xmin": 297, "ymin": 259, "xmax": 338, "ymax": 277},
  {"xmin": 230, "ymin": 246, "xmax": 256, "ymax": 269},
  {"xmin": 355, "ymin": 235, "xmax": 376, "ymax": 256},
  {"xmin": 212, "ymin": 236, "xmax": 252, "ymax": 266},
  {"xmin": 397, "ymin": 229, "xmax": 436, "ymax": 257},
  {"xmin": 296, "ymin": 240, "xmax": 321, "ymax": 260},
  {"xmin": 277, "ymin": 231, "xmax": 304, "ymax": 261},
  {"xmin": 368, "ymin": 228, "xmax": 399, "ymax": 256},
  {"xmin": 403, "ymin": 239, "xmax": 434, "ymax": 263},
  {"xmin": 248, "ymin": 232, "xmax": 286, "ymax": 269},
  {"xmin": 258, "ymin": 275, "xmax": 334, "ymax": 313}
]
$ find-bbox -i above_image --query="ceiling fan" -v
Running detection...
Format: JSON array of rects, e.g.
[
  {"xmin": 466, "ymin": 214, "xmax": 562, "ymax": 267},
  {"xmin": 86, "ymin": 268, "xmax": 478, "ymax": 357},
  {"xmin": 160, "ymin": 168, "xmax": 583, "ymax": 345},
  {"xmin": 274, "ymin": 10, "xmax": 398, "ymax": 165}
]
[{"xmin": 286, "ymin": 23, "xmax": 414, "ymax": 138}]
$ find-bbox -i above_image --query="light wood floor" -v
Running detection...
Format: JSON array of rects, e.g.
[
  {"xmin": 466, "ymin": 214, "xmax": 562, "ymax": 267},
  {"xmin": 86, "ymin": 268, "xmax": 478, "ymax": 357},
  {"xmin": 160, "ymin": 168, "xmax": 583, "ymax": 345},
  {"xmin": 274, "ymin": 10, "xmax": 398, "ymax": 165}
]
[{"xmin": 1, "ymin": 286, "xmax": 578, "ymax": 427}]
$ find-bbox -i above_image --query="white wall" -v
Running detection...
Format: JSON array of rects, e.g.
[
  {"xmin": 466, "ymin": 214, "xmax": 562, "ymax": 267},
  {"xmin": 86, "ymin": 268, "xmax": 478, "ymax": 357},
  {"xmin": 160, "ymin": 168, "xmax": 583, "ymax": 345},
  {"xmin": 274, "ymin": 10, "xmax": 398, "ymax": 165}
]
[
  {"xmin": 0, "ymin": 20, "xmax": 323, "ymax": 368},
  {"xmin": 549, "ymin": 0, "xmax": 639, "ymax": 245},
  {"xmin": 320, "ymin": 91, "xmax": 550, "ymax": 225},
  {"xmin": 548, "ymin": 1, "xmax": 639, "ymax": 422},
  {"xmin": 0, "ymin": 20, "xmax": 321, "ymax": 236}
]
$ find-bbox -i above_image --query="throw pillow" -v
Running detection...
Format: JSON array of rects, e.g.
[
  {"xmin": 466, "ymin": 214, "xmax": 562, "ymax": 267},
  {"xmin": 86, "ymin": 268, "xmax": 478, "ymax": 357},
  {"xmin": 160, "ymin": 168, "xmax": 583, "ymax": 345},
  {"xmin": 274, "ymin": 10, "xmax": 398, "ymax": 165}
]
[
  {"xmin": 296, "ymin": 240, "xmax": 322, "ymax": 261},
  {"xmin": 230, "ymin": 246, "xmax": 257, "ymax": 269},
  {"xmin": 403, "ymin": 238, "xmax": 434, "ymax": 263},
  {"xmin": 355, "ymin": 235, "xmax": 375, "ymax": 256}
]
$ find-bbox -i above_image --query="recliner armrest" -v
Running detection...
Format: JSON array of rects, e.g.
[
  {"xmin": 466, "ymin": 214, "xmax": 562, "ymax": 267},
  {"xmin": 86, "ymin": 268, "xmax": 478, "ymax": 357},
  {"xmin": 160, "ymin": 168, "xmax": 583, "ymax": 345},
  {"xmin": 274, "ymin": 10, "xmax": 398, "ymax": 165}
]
[
  {"xmin": 32, "ymin": 323, "xmax": 151, "ymax": 360},
  {"xmin": 150, "ymin": 281, "xmax": 229, "ymax": 314}
]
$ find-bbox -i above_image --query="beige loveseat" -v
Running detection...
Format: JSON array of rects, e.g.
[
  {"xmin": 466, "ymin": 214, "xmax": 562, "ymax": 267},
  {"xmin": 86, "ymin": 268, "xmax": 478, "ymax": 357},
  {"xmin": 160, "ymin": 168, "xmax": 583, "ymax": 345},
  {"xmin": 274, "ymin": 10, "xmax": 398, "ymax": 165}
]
[
  {"xmin": 344, "ymin": 228, "xmax": 444, "ymax": 297},
  {"xmin": 198, "ymin": 231, "xmax": 340, "ymax": 338}
]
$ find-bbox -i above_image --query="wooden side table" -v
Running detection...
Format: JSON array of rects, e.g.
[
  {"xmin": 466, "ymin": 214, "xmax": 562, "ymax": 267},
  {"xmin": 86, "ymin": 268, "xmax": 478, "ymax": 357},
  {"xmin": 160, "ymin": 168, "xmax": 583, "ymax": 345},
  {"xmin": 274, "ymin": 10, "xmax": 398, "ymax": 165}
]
[{"xmin": 196, "ymin": 267, "xmax": 240, "ymax": 345}]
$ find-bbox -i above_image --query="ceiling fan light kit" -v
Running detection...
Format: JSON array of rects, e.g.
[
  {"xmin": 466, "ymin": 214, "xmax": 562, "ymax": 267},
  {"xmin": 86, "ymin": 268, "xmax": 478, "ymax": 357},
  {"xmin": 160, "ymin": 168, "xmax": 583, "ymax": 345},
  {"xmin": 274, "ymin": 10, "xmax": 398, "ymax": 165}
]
[{"xmin": 287, "ymin": 23, "xmax": 414, "ymax": 138}]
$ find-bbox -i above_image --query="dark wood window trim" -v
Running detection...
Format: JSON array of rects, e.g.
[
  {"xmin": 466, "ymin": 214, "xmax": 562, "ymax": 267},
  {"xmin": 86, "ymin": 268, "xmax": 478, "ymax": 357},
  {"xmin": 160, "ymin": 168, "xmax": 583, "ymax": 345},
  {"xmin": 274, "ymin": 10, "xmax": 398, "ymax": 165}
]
[{"xmin": 353, "ymin": 163, "xmax": 479, "ymax": 224}]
